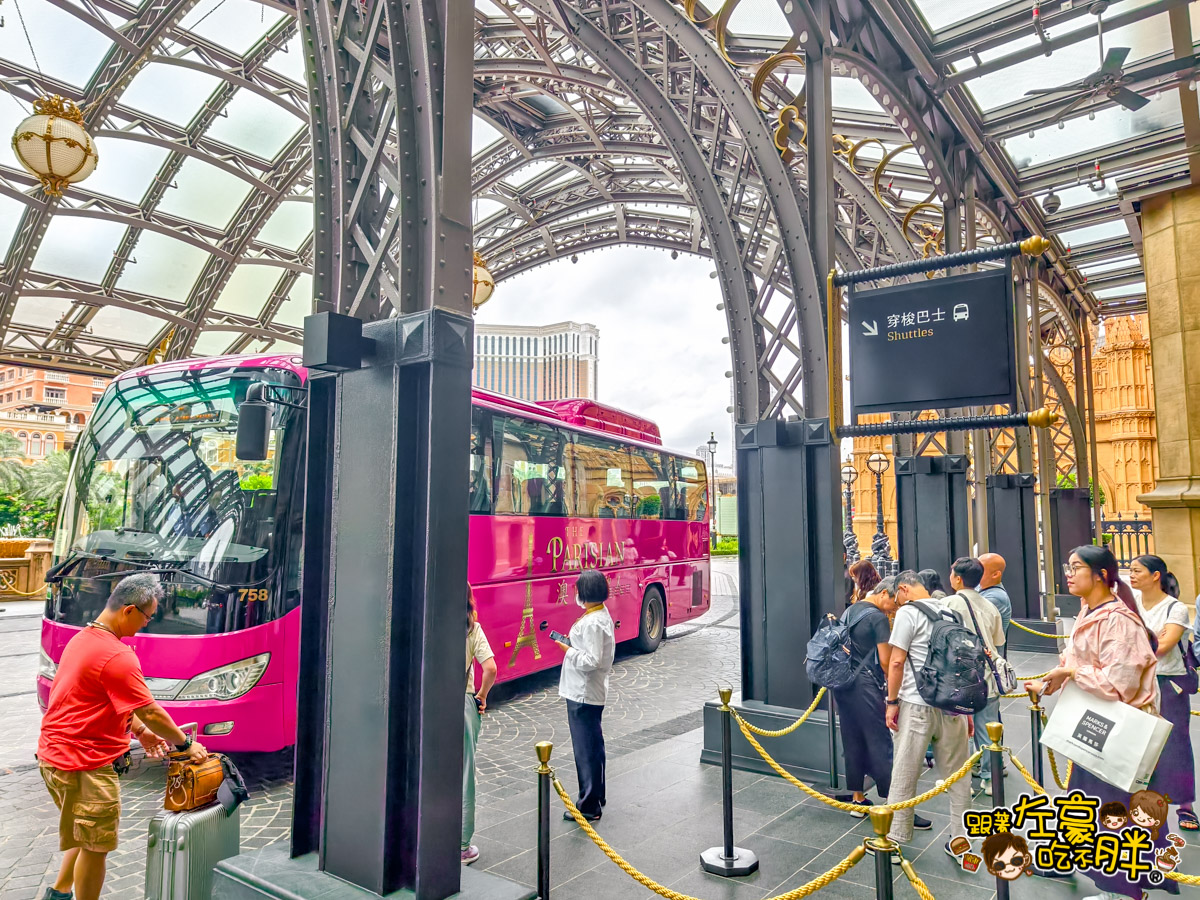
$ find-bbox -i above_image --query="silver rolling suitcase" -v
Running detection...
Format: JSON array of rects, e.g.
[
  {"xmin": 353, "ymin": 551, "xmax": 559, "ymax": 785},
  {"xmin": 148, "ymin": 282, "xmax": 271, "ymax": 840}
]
[{"xmin": 144, "ymin": 802, "xmax": 240, "ymax": 900}]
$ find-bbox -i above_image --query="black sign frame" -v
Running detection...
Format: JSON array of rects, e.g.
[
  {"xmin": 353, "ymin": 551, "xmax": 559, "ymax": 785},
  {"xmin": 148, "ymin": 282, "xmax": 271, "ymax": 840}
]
[{"xmin": 847, "ymin": 264, "xmax": 1017, "ymax": 416}]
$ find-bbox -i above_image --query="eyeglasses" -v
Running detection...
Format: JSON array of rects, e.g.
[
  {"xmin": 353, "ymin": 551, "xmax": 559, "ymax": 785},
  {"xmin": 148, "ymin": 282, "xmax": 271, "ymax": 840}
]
[
  {"xmin": 126, "ymin": 604, "xmax": 152, "ymax": 625},
  {"xmin": 1062, "ymin": 563, "xmax": 1090, "ymax": 577}
]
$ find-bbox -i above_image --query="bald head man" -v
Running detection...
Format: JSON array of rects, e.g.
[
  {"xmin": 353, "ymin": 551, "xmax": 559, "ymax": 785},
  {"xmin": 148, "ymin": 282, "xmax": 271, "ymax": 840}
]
[
  {"xmin": 979, "ymin": 553, "xmax": 1006, "ymax": 589},
  {"xmin": 977, "ymin": 553, "xmax": 1011, "ymax": 635}
]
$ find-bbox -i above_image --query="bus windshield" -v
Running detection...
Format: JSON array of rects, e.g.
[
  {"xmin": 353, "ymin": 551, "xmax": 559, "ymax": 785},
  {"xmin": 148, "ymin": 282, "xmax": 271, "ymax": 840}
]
[{"xmin": 47, "ymin": 366, "xmax": 305, "ymax": 634}]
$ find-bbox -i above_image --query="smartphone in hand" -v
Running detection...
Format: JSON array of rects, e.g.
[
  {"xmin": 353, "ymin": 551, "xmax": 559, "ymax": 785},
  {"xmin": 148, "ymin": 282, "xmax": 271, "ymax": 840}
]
[{"xmin": 549, "ymin": 630, "xmax": 570, "ymax": 646}]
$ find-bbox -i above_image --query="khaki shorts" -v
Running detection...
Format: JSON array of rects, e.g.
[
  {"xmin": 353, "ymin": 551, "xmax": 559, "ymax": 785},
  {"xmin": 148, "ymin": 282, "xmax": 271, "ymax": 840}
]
[{"xmin": 39, "ymin": 762, "xmax": 121, "ymax": 853}]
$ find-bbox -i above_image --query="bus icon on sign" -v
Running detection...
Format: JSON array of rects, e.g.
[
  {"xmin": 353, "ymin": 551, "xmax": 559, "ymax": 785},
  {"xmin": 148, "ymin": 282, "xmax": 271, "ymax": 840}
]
[{"xmin": 953, "ymin": 303, "xmax": 969, "ymax": 322}]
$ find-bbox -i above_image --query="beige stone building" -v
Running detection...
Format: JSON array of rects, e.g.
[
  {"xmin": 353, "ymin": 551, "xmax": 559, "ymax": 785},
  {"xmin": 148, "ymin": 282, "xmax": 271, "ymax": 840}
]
[{"xmin": 472, "ymin": 321, "xmax": 598, "ymax": 401}]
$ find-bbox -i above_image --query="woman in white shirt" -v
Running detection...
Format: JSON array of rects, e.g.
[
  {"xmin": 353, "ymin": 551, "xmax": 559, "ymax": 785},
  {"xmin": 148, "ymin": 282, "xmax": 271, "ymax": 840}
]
[
  {"xmin": 1131, "ymin": 554, "xmax": 1197, "ymax": 832},
  {"xmin": 554, "ymin": 569, "xmax": 616, "ymax": 822}
]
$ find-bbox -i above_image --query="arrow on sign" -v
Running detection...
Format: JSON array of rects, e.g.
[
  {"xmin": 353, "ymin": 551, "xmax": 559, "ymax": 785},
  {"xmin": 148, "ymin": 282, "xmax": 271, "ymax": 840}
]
[{"xmin": 861, "ymin": 320, "xmax": 878, "ymax": 337}]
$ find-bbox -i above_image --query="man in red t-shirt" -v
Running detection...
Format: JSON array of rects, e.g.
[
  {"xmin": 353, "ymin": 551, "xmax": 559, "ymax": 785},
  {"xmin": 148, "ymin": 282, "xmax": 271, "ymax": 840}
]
[{"xmin": 38, "ymin": 573, "xmax": 208, "ymax": 900}]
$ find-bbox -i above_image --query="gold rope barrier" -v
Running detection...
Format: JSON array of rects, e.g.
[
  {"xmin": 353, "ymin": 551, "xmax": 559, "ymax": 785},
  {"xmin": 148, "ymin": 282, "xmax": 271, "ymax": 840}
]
[
  {"xmin": 1166, "ymin": 871, "xmax": 1200, "ymax": 886},
  {"xmin": 731, "ymin": 709, "xmax": 982, "ymax": 813},
  {"xmin": 1045, "ymin": 745, "xmax": 1073, "ymax": 790},
  {"xmin": 900, "ymin": 858, "xmax": 937, "ymax": 900},
  {"xmin": 554, "ymin": 777, "xmax": 866, "ymax": 899},
  {"xmin": 1008, "ymin": 620, "xmax": 1062, "ymax": 639},
  {"xmin": 2, "ymin": 583, "xmax": 48, "ymax": 597},
  {"xmin": 1006, "ymin": 749, "xmax": 1047, "ymax": 795},
  {"xmin": 737, "ymin": 687, "xmax": 826, "ymax": 738}
]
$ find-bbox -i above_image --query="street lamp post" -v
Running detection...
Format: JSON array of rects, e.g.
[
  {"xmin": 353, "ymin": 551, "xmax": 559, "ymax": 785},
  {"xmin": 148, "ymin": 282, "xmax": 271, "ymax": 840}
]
[
  {"xmin": 840, "ymin": 463, "xmax": 860, "ymax": 564},
  {"xmin": 707, "ymin": 432, "xmax": 719, "ymax": 550},
  {"xmin": 866, "ymin": 451, "xmax": 894, "ymax": 573}
]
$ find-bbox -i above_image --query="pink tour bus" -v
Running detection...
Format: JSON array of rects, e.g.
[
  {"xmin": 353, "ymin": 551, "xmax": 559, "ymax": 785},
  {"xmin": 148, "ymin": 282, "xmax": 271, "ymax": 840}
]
[{"xmin": 38, "ymin": 354, "xmax": 711, "ymax": 752}]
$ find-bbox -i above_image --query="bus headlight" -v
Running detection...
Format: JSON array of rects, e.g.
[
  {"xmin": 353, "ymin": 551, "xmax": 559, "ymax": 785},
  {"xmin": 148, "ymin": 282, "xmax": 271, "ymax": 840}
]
[
  {"xmin": 176, "ymin": 653, "xmax": 270, "ymax": 701},
  {"xmin": 38, "ymin": 648, "xmax": 57, "ymax": 681}
]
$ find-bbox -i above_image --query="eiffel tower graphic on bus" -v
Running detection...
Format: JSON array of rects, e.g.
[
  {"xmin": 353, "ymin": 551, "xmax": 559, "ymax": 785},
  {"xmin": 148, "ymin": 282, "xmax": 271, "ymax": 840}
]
[{"xmin": 509, "ymin": 533, "xmax": 541, "ymax": 668}]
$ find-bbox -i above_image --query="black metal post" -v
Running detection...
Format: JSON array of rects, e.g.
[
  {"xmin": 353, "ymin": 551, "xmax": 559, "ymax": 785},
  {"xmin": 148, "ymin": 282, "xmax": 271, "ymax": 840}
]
[
  {"xmin": 701, "ymin": 689, "xmax": 759, "ymax": 877},
  {"xmin": 867, "ymin": 807, "xmax": 895, "ymax": 900},
  {"xmin": 1027, "ymin": 690, "xmax": 1044, "ymax": 787},
  {"xmin": 844, "ymin": 483, "xmax": 854, "ymax": 535},
  {"xmin": 827, "ymin": 689, "xmax": 840, "ymax": 789},
  {"xmin": 985, "ymin": 723, "xmax": 1009, "ymax": 900},
  {"xmin": 875, "ymin": 471, "xmax": 885, "ymax": 539},
  {"xmin": 536, "ymin": 742, "xmax": 552, "ymax": 900}
]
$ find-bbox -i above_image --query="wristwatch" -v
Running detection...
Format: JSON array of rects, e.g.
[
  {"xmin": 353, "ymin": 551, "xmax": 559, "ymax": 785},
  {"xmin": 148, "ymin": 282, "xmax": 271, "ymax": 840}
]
[
  {"xmin": 885, "ymin": 699, "xmax": 900, "ymax": 706},
  {"xmin": 175, "ymin": 738, "xmax": 193, "ymax": 752}
]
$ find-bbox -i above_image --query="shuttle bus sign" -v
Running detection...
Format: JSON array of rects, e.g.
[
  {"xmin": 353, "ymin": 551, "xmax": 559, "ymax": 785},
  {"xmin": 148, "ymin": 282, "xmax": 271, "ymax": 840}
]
[{"xmin": 847, "ymin": 266, "xmax": 1017, "ymax": 415}]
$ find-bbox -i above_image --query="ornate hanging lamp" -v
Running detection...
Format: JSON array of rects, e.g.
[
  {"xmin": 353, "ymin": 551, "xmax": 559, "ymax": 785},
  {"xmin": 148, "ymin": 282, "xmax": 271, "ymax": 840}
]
[
  {"xmin": 12, "ymin": 95, "xmax": 98, "ymax": 197},
  {"xmin": 471, "ymin": 251, "xmax": 495, "ymax": 313}
]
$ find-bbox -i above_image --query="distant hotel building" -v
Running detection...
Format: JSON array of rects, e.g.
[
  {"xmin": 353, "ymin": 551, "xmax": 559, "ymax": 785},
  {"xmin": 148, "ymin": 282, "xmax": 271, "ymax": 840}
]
[
  {"xmin": 0, "ymin": 366, "xmax": 110, "ymax": 462},
  {"xmin": 473, "ymin": 322, "xmax": 599, "ymax": 401}
]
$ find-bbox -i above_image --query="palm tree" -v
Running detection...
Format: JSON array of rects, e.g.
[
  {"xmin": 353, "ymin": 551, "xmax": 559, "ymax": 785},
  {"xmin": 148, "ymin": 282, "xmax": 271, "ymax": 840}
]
[
  {"xmin": 27, "ymin": 451, "xmax": 72, "ymax": 503},
  {"xmin": 0, "ymin": 433, "xmax": 28, "ymax": 493}
]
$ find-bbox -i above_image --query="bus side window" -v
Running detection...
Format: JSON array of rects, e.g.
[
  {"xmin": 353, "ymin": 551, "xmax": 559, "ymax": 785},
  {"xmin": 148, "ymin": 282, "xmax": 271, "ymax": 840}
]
[
  {"xmin": 668, "ymin": 456, "xmax": 708, "ymax": 521},
  {"xmin": 469, "ymin": 408, "xmax": 492, "ymax": 514},
  {"xmin": 493, "ymin": 415, "xmax": 570, "ymax": 516},
  {"xmin": 573, "ymin": 436, "xmax": 631, "ymax": 518},
  {"xmin": 631, "ymin": 448, "xmax": 669, "ymax": 520}
]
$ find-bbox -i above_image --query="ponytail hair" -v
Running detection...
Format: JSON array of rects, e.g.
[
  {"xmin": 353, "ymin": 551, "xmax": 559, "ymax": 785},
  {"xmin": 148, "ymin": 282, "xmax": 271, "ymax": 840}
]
[
  {"xmin": 1134, "ymin": 554, "xmax": 1180, "ymax": 599},
  {"xmin": 1071, "ymin": 545, "xmax": 1159, "ymax": 654}
]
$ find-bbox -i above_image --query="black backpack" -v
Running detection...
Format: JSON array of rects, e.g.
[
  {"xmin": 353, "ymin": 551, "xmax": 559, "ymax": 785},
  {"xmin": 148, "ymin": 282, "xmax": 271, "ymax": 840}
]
[
  {"xmin": 906, "ymin": 601, "xmax": 989, "ymax": 715},
  {"xmin": 805, "ymin": 608, "xmax": 875, "ymax": 690},
  {"xmin": 805, "ymin": 613, "xmax": 858, "ymax": 690}
]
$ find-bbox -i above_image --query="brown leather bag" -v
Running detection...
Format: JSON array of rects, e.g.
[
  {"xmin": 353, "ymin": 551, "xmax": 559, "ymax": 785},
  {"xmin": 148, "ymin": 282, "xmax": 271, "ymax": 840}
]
[{"xmin": 164, "ymin": 753, "xmax": 224, "ymax": 812}]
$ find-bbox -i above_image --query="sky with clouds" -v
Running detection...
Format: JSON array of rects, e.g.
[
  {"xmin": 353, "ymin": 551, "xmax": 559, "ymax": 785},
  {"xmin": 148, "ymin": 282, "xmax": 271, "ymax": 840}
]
[{"xmin": 475, "ymin": 248, "xmax": 737, "ymax": 466}]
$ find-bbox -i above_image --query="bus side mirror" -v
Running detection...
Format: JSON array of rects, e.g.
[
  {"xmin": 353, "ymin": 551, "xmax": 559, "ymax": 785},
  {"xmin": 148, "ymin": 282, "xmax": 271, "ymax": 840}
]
[{"xmin": 236, "ymin": 384, "xmax": 271, "ymax": 461}]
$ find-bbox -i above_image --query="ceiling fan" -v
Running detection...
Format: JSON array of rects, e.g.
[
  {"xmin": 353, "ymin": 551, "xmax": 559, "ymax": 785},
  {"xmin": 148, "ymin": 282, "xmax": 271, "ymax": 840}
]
[{"xmin": 1024, "ymin": 3, "xmax": 1199, "ymax": 124}]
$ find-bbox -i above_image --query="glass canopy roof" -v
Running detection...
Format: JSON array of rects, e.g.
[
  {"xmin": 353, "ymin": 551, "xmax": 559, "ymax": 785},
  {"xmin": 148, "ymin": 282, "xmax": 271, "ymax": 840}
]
[{"xmin": 0, "ymin": 0, "xmax": 1185, "ymax": 373}]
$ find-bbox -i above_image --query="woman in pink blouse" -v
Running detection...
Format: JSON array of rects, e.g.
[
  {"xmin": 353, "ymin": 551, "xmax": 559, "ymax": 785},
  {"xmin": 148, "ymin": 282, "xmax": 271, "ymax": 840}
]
[{"xmin": 1027, "ymin": 545, "xmax": 1174, "ymax": 900}]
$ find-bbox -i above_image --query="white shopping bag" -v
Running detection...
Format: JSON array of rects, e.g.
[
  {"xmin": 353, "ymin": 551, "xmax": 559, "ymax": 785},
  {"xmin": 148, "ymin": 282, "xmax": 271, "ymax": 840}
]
[{"xmin": 1041, "ymin": 682, "xmax": 1172, "ymax": 793}]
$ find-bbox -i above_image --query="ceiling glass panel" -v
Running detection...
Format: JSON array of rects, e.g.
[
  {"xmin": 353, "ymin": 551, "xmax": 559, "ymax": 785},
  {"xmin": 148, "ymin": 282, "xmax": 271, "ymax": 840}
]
[
  {"xmin": 0, "ymin": 195, "xmax": 26, "ymax": 260},
  {"xmin": 1002, "ymin": 90, "xmax": 1181, "ymax": 169},
  {"xmin": 273, "ymin": 273, "xmax": 311, "ymax": 328},
  {"xmin": 967, "ymin": 15, "xmax": 1177, "ymax": 111},
  {"xmin": 1094, "ymin": 281, "xmax": 1145, "ymax": 299},
  {"xmin": 257, "ymin": 200, "xmax": 314, "ymax": 249},
  {"xmin": 156, "ymin": 157, "xmax": 253, "ymax": 228},
  {"xmin": 116, "ymin": 231, "xmax": 212, "ymax": 301},
  {"xmin": 909, "ymin": 0, "xmax": 1003, "ymax": 33},
  {"xmin": 1079, "ymin": 256, "xmax": 1140, "ymax": 275},
  {"xmin": 32, "ymin": 217, "xmax": 127, "ymax": 283},
  {"xmin": 728, "ymin": 0, "xmax": 791, "ymax": 37},
  {"xmin": 179, "ymin": 0, "xmax": 287, "ymax": 56},
  {"xmin": 1058, "ymin": 219, "xmax": 1128, "ymax": 246},
  {"xmin": 11, "ymin": 296, "xmax": 71, "ymax": 330},
  {"xmin": 1038, "ymin": 182, "xmax": 1118, "ymax": 212},
  {"xmin": 87, "ymin": 305, "xmax": 168, "ymax": 340},
  {"xmin": 0, "ymin": 92, "xmax": 31, "ymax": 171},
  {"xmin": 205, "ymin": 89, "xmax": 305, "ymax": 159},
  {"xmin": 9, "ymin": 1, "xmax": 111, "ymax": 88},
  {"xmin": 472, "ymin": 114, "xmax": 504, "ymax": 153},
  {"xmin": 192, "ymin": 330, "xmax": 233, "ymax": 357},
  {"xmin": 122, "ymin": 61, "xmax": 224, "ymax": 127},
  {"xmin": 832, "ymin": 78, "xmax": 883, "ymax": 112},
  {"xmin": 263, "ymin": 35, "xmax": 306, "ymax": 83},
  {"xmin": 82, "ymin": 136, "xmax": 172, "ymax": 203},
  {"xmin": 214, "ymin": 265, "xmax": 282, "ymax": 316}
]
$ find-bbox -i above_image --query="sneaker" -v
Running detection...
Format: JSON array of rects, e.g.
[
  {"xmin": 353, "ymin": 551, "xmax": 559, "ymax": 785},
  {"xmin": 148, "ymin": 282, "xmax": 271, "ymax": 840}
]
[
  {"xmin": 849, "ymin": 799, "xmax": 870, "ymax": 819},
  {"xmin": 944, "ymin": 841, "xmax": 961, "ymax": 860},
  {"xmin": 563, "ymin": 809, "xmax": 601, "ymax": 822},
  {"xmin": 460, "ymin": 846, "xmax": 479, "ymax": 865},
  {"xmin": 42, "ymin": 891, "xmax": 72, "ymax": 900},
  {"xmin": 981, "ymin": 781, "xmax": 993, "ymax": 797},
  {"xmin": 913, "ymin": 813, "xmax": 933, "ymax": 831}
]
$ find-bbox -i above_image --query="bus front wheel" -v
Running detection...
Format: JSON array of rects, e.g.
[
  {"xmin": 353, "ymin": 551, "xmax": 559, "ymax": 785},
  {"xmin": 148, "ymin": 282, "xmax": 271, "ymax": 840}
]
[{"xmin": 634, "ymin": 586, "xmax": 665, "ymax": 653}]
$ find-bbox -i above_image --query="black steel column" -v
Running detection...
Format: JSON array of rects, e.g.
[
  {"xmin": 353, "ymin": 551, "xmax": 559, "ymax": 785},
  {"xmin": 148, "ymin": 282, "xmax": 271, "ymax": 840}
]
[
  {"xmin": 985, "ymin": 474, "xmax": 1038, "ymax": 619},
  {"xmin": 895, "ymin": 455, "xmax": 970, "ymax": 575},
  {"xmin": 320, "ymin": 311, "xmax": 474, "ymax": 898}
]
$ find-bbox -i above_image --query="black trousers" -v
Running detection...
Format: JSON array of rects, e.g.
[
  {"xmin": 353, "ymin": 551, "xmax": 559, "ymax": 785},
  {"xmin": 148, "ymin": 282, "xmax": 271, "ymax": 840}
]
[
  {"xmin": 833, "ymin": 671, "xmax": 893, "ymax": 796},
  {"xmin": 566, "ymin": 699, "xmax": 605, "ymax": 816}
]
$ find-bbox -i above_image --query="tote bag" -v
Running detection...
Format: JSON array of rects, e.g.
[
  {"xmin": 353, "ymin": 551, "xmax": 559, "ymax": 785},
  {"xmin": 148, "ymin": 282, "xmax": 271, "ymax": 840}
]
[{"xmin": 1041, "ymin": 682, "xmax": 1173, "ymax": 793}]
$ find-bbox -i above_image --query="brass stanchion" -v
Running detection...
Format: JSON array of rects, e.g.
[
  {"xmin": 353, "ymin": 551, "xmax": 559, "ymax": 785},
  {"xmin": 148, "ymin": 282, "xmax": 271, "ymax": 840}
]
[
  {"xmin": 701, "ymin": 688, "xmax": 759, "ymax": 877},
  {"xmin": 1027, "ymin": 688, "xmax": 1045, "ymax": 787},
  {"xmin": 985, "ymin": 722, "xmax": 1009, "ymax": 900},
  {"xmin": 536, "ymin": 741, "xmax": 552, "ymax": 900},
  {"xmin": 866, "ymin": 806, "xmax": 896, "ymax": 900}
]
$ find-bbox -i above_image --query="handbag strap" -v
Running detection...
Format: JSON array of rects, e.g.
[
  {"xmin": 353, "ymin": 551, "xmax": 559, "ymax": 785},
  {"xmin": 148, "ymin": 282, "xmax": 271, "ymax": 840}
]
[
  {"xmin": 836, "ymin": 607, "xmax": 877, "ymax": 682},
  {"xmin": 959, "ymin": 593, "xmax": 1004, "ymax": 690}
]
